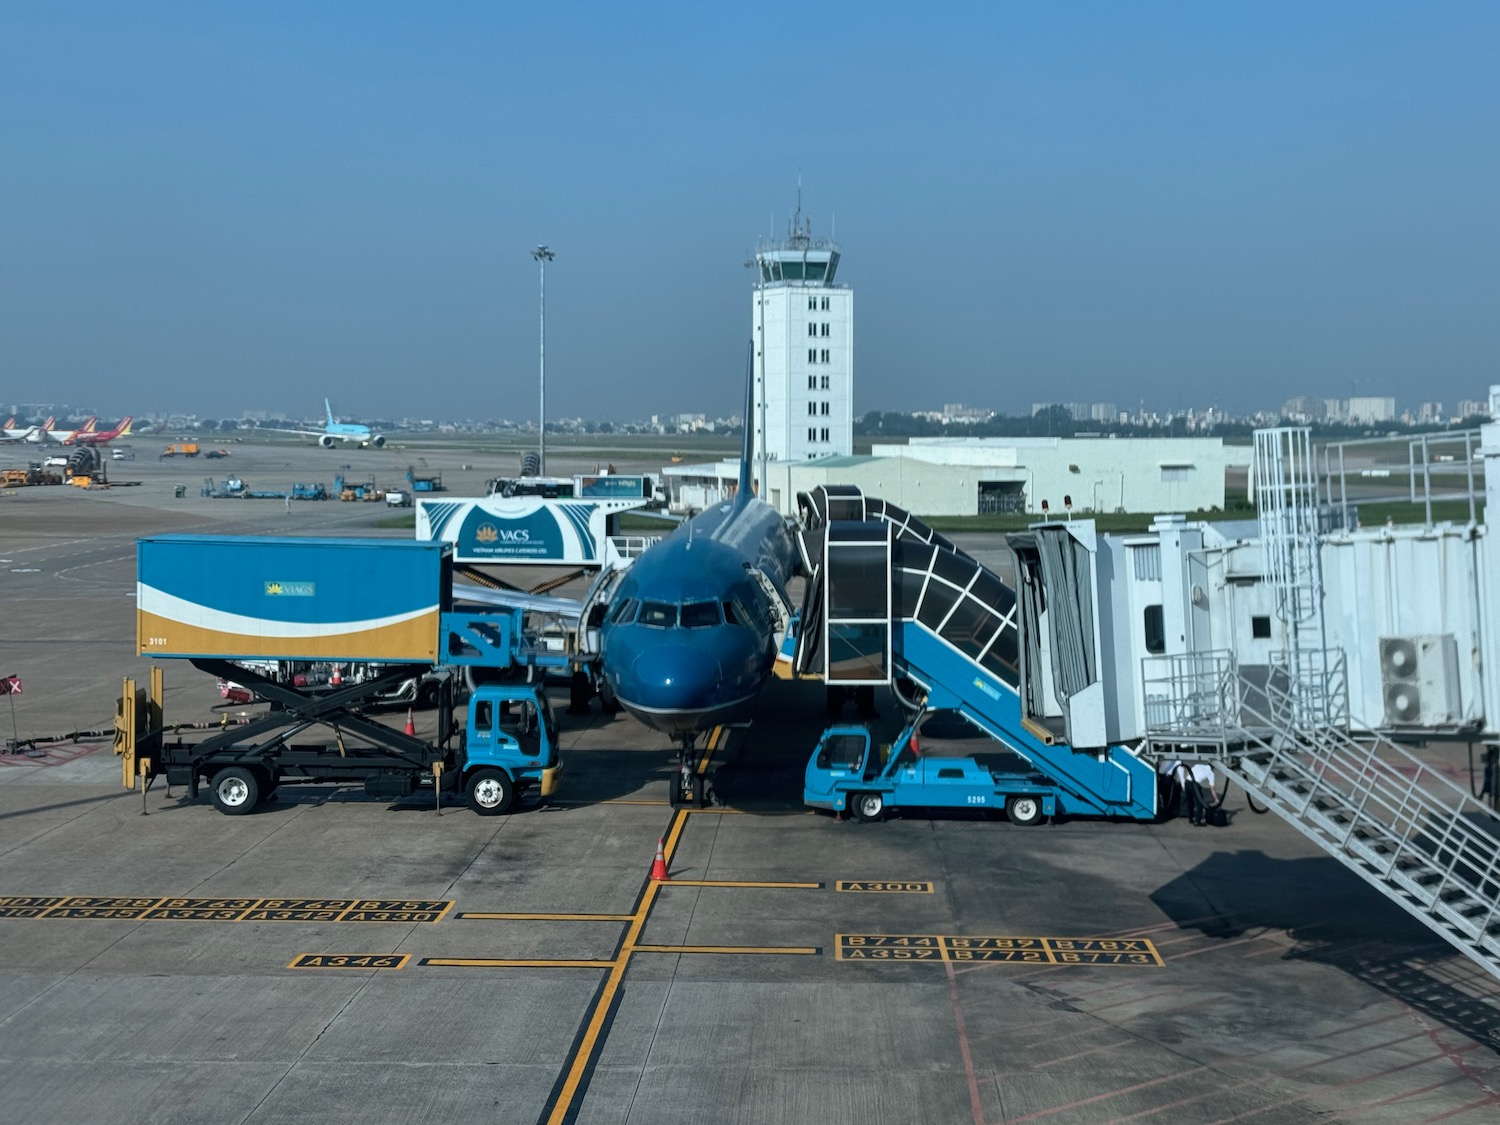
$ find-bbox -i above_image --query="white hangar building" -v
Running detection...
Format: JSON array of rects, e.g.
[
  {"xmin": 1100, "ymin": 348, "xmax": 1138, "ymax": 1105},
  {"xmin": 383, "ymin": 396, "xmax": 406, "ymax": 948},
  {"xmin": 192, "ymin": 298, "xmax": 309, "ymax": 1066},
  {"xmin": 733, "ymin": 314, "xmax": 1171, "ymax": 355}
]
[{"xmin": 666, "ymin": 436, "xmax": 1251, "ymax": 517}]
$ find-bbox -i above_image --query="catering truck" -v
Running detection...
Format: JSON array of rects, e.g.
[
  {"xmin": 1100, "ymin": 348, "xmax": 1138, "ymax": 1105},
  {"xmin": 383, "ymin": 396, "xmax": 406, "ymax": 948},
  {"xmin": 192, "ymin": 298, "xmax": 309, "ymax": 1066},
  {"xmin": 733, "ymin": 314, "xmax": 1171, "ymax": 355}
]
[{"xmin": 120, "ymin": 535, "xmax": 578, "ymax": 815}]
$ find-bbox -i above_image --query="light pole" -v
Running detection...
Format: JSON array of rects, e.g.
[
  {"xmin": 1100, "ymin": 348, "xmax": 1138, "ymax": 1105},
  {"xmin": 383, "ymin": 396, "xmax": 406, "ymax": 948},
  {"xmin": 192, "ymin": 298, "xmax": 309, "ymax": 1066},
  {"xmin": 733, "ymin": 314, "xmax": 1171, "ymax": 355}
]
[{"xmin": 531, "ymin": 244, "xmax": 554, "ymax": 476}]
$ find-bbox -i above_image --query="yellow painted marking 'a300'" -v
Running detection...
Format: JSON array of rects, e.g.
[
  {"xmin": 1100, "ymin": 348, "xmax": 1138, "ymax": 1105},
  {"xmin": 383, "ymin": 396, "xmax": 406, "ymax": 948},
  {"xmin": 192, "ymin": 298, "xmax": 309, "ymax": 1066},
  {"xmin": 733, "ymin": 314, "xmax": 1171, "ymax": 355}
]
[{"xmin": 836, "ymin": 881, "xmax": 935, "ymax": 894}]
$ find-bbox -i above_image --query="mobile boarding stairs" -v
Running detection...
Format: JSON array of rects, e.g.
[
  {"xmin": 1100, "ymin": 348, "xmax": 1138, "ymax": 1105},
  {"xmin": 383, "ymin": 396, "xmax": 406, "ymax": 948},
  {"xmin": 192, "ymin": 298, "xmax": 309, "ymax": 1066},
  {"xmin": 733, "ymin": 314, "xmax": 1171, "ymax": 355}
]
[
  {"xmin": 796, "ymin": 485, "xmax": 1500, "ymax": 985},
  {"xmin": 794, "ymin": 486, "xmax": 1159, "ymax": 823}
]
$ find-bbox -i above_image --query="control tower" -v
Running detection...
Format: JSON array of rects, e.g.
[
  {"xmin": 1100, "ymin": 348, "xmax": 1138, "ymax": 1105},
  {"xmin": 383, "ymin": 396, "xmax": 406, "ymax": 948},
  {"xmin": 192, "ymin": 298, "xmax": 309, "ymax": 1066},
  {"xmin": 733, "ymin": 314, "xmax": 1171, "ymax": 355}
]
[{"xmin": 751, "ymin": 200, "xmax": 853, "ymax": 471}]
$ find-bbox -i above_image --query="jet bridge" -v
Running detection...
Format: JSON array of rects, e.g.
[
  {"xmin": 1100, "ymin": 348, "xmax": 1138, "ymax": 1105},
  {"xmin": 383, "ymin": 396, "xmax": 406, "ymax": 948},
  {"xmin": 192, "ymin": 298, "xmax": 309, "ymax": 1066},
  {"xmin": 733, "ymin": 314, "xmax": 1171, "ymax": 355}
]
[{"xmin": 795, "ymin": 487, "xmax": 1158, "ymax": 821}]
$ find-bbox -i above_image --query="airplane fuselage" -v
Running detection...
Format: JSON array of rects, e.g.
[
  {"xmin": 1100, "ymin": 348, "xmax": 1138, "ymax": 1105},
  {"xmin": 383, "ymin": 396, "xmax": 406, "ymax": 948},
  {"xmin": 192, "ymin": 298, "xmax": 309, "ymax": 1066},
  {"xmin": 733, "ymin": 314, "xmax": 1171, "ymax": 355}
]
[{"xmin": 599, "ymin": 496, "xmax": 796, "ymax": 738}]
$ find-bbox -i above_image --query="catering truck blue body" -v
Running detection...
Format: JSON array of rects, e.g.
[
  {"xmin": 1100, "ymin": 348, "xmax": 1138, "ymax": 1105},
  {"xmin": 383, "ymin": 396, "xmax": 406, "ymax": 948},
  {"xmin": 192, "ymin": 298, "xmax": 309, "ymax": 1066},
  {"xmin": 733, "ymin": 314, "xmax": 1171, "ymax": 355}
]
[{"xmin": 124, "ymin": 535, "xmax": 572, "ymax": 815}]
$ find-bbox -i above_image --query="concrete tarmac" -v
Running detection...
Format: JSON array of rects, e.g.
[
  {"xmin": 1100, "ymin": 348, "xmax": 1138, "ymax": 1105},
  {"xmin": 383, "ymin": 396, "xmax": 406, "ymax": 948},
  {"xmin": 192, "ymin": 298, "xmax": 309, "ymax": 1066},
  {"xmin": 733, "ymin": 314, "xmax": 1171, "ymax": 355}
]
[{"xmin": 1, "ymin": 436, "xmax": 1498, "ymax": 1123}]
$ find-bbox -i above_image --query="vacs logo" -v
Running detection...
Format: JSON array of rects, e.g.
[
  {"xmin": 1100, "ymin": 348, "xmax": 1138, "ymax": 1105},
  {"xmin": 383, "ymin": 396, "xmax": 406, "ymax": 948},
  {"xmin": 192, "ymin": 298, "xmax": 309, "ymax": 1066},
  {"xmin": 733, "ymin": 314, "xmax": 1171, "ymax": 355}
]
[
  {"xmin": 476, "ymin": 524, "xmax": 530, "ymax": 544},
  {"xmin": 265, "ymin": 581, "xmax": 316, "ymax": 597}
]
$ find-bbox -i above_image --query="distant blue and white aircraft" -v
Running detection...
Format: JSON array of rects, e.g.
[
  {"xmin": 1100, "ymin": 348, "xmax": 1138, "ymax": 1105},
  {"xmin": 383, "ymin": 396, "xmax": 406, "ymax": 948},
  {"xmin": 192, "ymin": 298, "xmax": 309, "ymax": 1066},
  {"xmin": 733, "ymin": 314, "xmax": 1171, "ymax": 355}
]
[{"xmin": 288, "ymin": 400, "xmax": 386, "ymax": 448}]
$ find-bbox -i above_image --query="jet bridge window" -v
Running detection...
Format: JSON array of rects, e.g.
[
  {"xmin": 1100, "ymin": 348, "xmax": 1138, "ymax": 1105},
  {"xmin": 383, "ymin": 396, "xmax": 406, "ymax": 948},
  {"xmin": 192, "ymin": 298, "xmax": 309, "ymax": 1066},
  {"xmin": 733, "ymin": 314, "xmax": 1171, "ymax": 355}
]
[
  {"xmin": 680, "ymin": 601, "xmax": 722, "ymax": 628},
  {"xmin": 1144, "ymin": 604, "xmax": 1166, "ymax": 654},
  {"xmin": 639, "ymin": 602, "xmax": 678, "ymax": 628}
]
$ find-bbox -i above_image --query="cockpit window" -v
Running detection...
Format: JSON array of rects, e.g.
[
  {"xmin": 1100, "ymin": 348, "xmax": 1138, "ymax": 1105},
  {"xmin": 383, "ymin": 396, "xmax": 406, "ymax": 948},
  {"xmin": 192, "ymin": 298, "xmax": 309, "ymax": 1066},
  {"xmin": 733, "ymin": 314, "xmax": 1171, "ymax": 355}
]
[
  {"xmin": 638, "ymin": 602, "xmax": 677, "ymax": 627},
  {"xmin": 722, "ymin": 601, "xmax": 739, "ymax": 625},
  {"xmin": 609, "ymin": 598, "xmax": 639, "ymax": 624},
  {"xmin": 680, "ymin": 601, "xmax": 721, "ymax": 628}
]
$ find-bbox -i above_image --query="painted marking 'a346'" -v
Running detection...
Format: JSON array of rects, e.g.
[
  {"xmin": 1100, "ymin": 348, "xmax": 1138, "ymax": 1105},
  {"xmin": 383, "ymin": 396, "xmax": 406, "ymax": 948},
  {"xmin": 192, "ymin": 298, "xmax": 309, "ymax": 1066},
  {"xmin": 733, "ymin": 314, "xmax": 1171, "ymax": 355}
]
[{"xmin": 289, "ymin": 953, "xmax": 410, "ymax": 970}]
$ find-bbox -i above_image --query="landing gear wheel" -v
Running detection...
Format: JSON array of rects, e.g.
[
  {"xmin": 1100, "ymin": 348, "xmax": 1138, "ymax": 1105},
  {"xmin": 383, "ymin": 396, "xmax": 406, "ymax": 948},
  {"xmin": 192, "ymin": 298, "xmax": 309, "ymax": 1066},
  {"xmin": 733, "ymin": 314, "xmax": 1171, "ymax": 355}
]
[
  {"xmin": 851, "ymin": 792, "xmax": 885, "ymax": 823},
  {"xmin": 210, "ymin": 766, "xmax": 260, "ymax": 815},
  {"xmin": 598, "ymin": 682, "xmax": 622, "ymax": 716},
  {"xmin": 691, "ymin": 772, "xmax": 706, "ymax": 808},
  {"xmin": 1006, "ymin": 794, "xmax": 1044, "ymax": 826},
  {"xmin": 466, "ymin": 768, "xmax": 514, "ymax": 816}
]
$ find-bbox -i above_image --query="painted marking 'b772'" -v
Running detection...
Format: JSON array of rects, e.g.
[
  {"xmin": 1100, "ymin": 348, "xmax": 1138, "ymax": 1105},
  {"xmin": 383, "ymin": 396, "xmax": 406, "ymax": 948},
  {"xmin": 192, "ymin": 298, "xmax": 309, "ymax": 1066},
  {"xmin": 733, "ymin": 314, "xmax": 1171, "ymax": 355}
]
[{"xmin": 836, "ymin": 933, "xmax": 1164, "ymax": 967}]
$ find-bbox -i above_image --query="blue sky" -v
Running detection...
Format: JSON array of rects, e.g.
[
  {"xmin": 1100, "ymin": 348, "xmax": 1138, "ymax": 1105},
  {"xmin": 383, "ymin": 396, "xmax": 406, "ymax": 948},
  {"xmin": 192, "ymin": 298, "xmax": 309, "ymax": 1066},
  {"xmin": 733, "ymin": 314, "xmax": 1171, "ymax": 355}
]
[{"xmin": 2, "ymin": 2, "xmax": 1497, "ymax": 421}]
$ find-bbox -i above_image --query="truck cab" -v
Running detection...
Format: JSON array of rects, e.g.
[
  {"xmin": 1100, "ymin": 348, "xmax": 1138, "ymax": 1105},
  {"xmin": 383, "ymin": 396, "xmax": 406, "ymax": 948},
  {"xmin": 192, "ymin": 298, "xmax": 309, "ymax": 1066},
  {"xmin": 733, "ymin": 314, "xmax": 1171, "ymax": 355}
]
[
  {"xmin": 462, "ymin": 684, "xmax": 563, "ymax": 815},
  {"xmin": 804, "ymin": 720, "xmax": 1059, "ymax": 825}
]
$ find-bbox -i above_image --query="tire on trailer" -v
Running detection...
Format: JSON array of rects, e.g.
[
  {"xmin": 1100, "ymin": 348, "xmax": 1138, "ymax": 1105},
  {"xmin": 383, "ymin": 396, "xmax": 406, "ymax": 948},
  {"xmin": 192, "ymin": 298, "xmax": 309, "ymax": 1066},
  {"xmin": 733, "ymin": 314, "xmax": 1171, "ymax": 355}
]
[
  {"xmin": 210, "ymin": 766, "xmax": 261, "ymax": 815},
  {"xmin": 1005, "ymin": 794, "xmax": 1045, "ymax": 826},
  {"xmin": 850, "ymin": 791, "xmax": 885, "ymax": 823},
  {"xmin": 465, "ymin": 767, "xmax": 514, "ymax": 816}
]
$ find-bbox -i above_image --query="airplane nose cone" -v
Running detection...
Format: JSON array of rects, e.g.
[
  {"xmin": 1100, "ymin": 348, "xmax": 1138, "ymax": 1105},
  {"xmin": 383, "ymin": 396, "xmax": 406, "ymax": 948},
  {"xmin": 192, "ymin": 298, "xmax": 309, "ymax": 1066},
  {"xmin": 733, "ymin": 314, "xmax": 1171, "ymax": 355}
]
[{"xmin": 629, "ymin": 645, "xmax": 723, "ymax": 712}]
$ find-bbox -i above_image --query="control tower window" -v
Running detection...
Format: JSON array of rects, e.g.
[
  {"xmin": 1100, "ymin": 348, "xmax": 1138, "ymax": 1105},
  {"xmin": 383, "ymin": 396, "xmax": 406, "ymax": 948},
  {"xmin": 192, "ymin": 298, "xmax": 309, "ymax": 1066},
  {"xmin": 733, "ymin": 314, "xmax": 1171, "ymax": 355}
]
[
  {"xmin": 821, "ymin": 323, "xmax": 830, "ymax": 337},
  {"xmin": 807, "ymin": 323, "xmax": 817, "ymax": 338},
  {"xmin": 821, "ymin": 375, "xmax": 830, "ymax": 390},
  {"xmin": 821, "ymin": 296, "xmax": 830, "ymax": 310}
]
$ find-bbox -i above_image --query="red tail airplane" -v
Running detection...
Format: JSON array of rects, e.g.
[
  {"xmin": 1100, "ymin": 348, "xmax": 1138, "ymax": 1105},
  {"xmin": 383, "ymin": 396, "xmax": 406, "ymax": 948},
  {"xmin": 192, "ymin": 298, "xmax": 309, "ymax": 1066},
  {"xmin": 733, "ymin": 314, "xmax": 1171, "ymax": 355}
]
[{"xmin": 65, "ymin": 417, "xmax": 133, "ymax": 446}]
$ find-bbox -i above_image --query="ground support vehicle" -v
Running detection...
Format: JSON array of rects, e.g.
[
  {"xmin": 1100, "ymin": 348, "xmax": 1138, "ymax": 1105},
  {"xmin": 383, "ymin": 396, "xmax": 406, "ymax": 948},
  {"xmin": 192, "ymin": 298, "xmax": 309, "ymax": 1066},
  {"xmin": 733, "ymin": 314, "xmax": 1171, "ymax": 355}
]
[
  {"xmin": 121, "ymin": 665, "xmax": 559, "ymax": 816},
  {"xmin": 804, "ymin": 720, "xmax": 1064, "ymax": 824},
  {"xmin": 123, "ymin": 535, "xmax": 585, "ymax": 814},
  {"xmin": 161, "ymin": 443, "xmax": 200, "ymax": 458}
]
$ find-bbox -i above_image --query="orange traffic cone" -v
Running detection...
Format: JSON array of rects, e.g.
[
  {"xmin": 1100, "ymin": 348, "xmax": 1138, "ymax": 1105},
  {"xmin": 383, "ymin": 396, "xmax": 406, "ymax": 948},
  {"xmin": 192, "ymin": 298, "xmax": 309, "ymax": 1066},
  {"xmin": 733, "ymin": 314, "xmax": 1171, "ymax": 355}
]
[
  {"xmin": 404, "ymin": 707, "xmax": 416, "ymax": 737},
  {"xmin": 330, "ymin": 664, "xmax": 342, "ymax": 686},
  {"xmin": 649, "ymin": 837, "xmax": 670, "ymax": 881}
]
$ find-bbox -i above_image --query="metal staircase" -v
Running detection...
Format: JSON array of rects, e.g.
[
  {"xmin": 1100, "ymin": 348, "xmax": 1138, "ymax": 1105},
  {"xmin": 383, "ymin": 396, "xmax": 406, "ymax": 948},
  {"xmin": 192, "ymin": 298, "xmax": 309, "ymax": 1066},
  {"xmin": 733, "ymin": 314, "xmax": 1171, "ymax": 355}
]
[{"xmin": 1146, "ymin": 652, "xmax": 1500, "ymax": 983}]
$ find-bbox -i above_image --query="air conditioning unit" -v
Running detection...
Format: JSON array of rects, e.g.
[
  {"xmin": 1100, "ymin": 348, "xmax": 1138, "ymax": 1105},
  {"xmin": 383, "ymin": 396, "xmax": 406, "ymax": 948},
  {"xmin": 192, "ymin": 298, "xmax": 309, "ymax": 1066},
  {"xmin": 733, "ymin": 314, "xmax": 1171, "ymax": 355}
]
[{"xmin": 1379, "ymin": 635, "xmax": 1460, "ymax": 727}]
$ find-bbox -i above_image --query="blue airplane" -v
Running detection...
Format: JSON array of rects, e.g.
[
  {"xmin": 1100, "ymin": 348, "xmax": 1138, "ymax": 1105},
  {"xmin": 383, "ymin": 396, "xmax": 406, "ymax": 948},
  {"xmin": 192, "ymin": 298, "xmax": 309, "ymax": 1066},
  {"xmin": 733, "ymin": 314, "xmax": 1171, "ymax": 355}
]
[
  {"xmin": 288, "ymin": 399, "xmax": 386, "ymax": 448},
  {"xmin": 594, "ymin": 359, "xmax": 799, "ymax": 803}
]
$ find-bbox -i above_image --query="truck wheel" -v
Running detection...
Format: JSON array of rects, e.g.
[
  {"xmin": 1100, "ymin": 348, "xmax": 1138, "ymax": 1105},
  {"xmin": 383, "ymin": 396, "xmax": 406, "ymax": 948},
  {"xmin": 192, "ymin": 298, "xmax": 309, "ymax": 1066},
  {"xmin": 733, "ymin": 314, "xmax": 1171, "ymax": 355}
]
[
  {"xmin": 1006, "ymin": 794, "xmax": 1044, "ymax": 826},
  {"xmin": 851, "ymin": 792, "xmax": 884, "ymax": 823},
  {"xmin": 210, "ymin": 767, "xmax": 260, "ymax": 815},
  {"xmin": 466, "ymin": 768, "xmax": 514, "ymax": 816}
]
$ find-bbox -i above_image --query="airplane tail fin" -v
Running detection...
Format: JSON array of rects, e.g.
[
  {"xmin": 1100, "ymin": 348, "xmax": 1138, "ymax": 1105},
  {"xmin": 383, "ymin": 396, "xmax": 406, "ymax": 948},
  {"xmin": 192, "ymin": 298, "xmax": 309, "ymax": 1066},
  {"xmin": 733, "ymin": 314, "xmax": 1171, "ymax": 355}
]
[
  {"xmin": 81, "ymin": 417, "xmax": 97, "ymax": 433},
  {"xmin": 325, "ymin": 399, "xmax": 335, "ymax": 425},
  {"xmin": 118, "ymin": 417, "xmax": 133, "ymax": 436},
  {"xmin": 42, "ymin": 417, "xmax": 55, "ymax": 430},
  {"xmin": 736, "ymin": 339, "xmax": 754, "ymax": 506}
]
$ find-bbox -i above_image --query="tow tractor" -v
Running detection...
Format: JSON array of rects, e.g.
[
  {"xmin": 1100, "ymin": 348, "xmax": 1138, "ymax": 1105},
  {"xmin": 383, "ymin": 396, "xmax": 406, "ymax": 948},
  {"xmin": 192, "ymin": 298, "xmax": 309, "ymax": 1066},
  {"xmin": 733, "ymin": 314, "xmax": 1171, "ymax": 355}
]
[
  {"xmin": 804, "ymin": 719, "xmax": 1061, "ymax": 824},
  {"xmin": 119, "ymin": 535, "xmax": 580, "ymax": 816}
]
